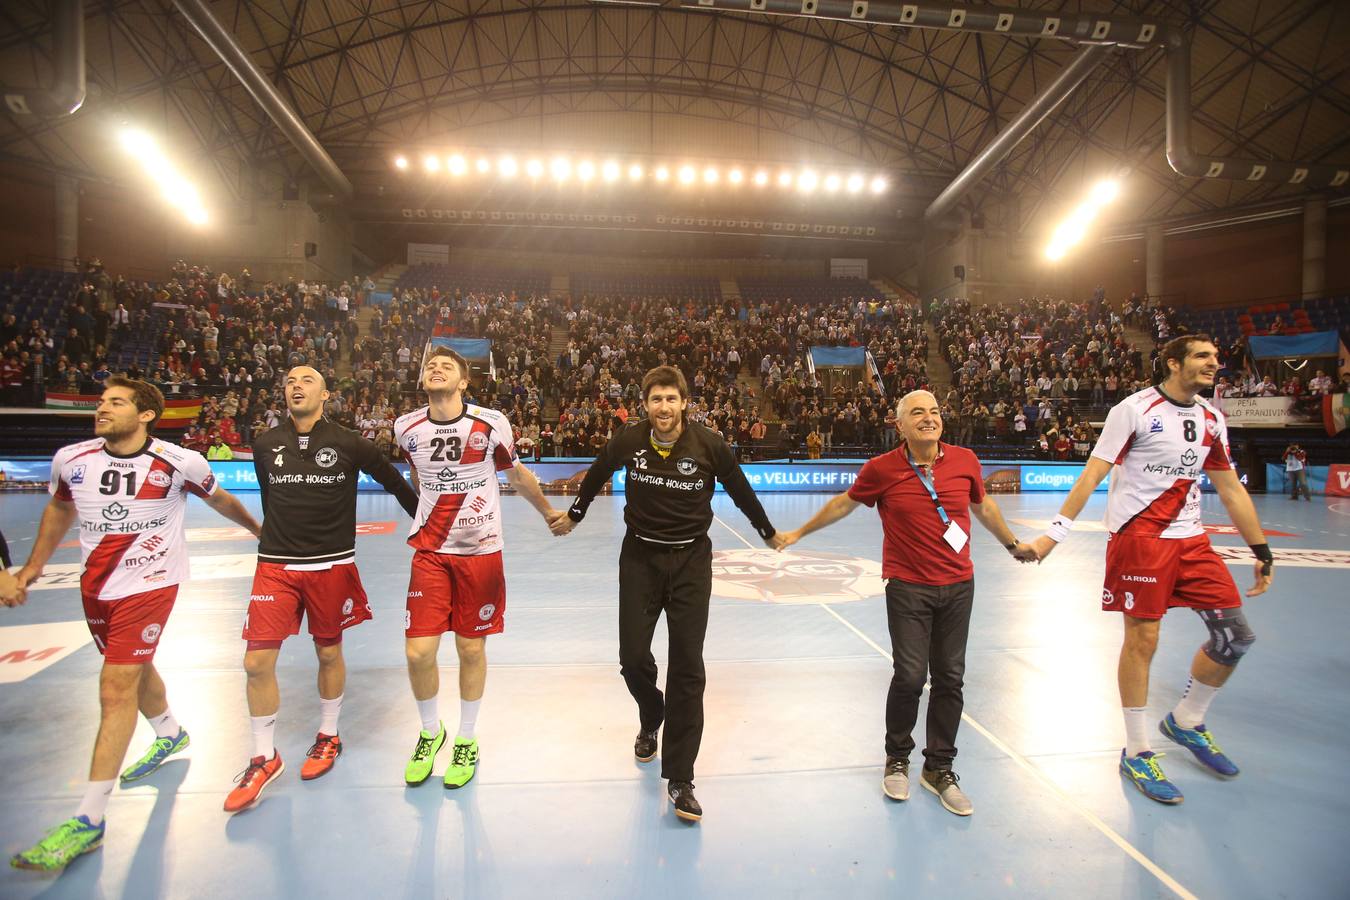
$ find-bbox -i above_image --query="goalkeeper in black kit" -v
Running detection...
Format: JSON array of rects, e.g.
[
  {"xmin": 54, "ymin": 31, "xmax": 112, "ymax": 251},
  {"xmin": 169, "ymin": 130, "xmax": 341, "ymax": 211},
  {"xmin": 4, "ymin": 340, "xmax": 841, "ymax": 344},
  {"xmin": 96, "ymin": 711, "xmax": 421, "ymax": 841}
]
[{"xmin": 552, "ymin": 365, "xmax": 784, "ymax": 822}]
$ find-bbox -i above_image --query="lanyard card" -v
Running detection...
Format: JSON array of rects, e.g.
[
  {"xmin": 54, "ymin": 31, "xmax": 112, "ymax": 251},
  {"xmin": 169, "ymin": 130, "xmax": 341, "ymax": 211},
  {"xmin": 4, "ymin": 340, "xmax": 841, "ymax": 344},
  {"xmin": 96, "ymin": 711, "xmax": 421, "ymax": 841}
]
[{"xmin": 942, "ymin": 520, "xmax": 968, "ymax": 553}]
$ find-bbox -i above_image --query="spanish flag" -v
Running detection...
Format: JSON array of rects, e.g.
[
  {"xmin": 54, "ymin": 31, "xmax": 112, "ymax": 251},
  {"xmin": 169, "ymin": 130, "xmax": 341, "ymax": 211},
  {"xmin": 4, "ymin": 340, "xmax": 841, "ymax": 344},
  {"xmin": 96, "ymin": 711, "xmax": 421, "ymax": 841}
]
[{"xmin": 45, "ymin": 393, "xmax": 203, "ymax": 429}]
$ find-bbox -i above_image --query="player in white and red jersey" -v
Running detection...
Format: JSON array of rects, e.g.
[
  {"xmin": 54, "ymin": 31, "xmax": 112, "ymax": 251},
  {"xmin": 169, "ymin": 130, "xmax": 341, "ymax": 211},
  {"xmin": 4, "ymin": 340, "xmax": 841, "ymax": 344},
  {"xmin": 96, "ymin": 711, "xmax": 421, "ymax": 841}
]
[
  {"xmin": 5, "ymin": 376, "xmax": 259, "ymax": 871},
  {"xmin": 395, "ymin": 347, "xmax": 563, "ymax": 789},
  {"xmin": 1031, "ymin": 336, "xmax": 1273, "ymax": 806}
]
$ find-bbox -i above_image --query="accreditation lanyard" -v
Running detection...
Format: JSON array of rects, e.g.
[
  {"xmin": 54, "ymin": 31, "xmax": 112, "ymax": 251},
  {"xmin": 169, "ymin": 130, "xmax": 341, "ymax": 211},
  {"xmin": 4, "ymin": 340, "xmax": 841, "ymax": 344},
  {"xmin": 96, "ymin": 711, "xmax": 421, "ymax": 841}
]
[{"xmin": 905, "ymin": 447, "xmax": 949, "ymax": 526}]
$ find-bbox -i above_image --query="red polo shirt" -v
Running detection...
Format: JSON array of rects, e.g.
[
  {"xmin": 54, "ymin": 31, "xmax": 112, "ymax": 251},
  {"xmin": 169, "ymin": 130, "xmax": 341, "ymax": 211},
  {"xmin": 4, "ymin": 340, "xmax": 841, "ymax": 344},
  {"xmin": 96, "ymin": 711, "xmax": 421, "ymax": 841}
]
[{"xmin": 847, "ymin": 441, "xmax": 986, "ymax": 586}]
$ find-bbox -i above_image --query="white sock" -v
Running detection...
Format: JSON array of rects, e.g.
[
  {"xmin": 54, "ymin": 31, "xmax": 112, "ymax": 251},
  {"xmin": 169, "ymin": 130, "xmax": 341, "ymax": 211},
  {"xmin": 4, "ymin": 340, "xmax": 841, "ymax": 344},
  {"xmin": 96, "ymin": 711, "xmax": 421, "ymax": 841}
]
[
  {"xmin": 76, "ymin": 780, "xmax": 115, "ymax": 824},
  {"xmin": 318, "ymin": 694, "xmax": 343, "ymax": 736},
  {"xmin": 148, "ymin": 708, "xmax": 180, "ymax": 739},
  {"xmin": 251, "ymin": 715, "xmax": 277, "ymax": 760},
  {"xmin": 1123, "ymin": 707, "xmax": 1151, "ymax": 757},
  {"xmin": 457, "ymin": 698, "xmax": 481, "ymax": 740},
  {"xmin": 417, "ymin": 697, "xmax": 440, "ymax": 735},
  {"xmin": 1172, "ymin": 677, "xmax": 1221, "ymax": 729}
]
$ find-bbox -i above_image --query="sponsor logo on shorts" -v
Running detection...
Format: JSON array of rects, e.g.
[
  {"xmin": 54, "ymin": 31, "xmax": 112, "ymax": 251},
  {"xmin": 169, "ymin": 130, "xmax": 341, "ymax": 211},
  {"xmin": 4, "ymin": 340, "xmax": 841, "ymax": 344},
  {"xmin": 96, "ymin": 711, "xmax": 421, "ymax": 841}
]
[
  {"xmin": 1123, "ymin": 591, "xmax": 1136, "ymax": 611},
  {"xmin": 148, "ymin": 470, "xmax": 172, "ymax": 488},
  {"xmin": 102, "ymin": 502, "xmax": 130, "ymax": 522},
  {"xmin": 407, "ymin": 591, "xmax": 423, "ymax": 598},
  {"xmin": 404, "ymin": 610, "xmax": 411, "ymax": 629},
  {"xmin": 478, "ymin": 604, "xmax": 496, "ymax": 621},
  {"xmin": 342, "ymin": 597, "xmax": 354, "ymax": 616},
  {"xmin": 87, "ymin": 617, "xmax": 107, "ymax": 625},
  {"xmin": 1121, "ymin": 574, "xmax": 1158, "ymax": 583},
  {"xmin": 133, "ymin": 648, "xmax": 154, "ymax": 656},
  {"xmin": 315, "ymin": 447, "xmax": 339, "ymax": 468},
  {"xmin": 141, "ymin": 623, "xmax": 162, "ymax": 644},
  {"xmin": 70, "ymin": 464, "xmax": 87, "ymax": 484},
  {"xmin": 1102, "ymin": 589, "xmax": 1115, "ymax": 605},
  {"xmin": 468, "ymin": 432, "xmax": 489, "ymax": 452},
  {"xmin": 250, "ymin": 594, "xmax": 276, "ymax": 603}
]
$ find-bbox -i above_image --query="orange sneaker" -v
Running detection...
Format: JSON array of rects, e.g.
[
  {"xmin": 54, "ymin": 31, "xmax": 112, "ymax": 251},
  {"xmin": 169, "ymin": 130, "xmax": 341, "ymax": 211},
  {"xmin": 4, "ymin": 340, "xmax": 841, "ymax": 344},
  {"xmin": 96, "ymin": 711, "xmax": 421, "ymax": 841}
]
[
  {"xmin": 223, "ymin": 753, "xmax": 284, "ymax": 813},
  {"xmin": 301, "ymin": 733, "xmax": 342, "ymax": 780}
]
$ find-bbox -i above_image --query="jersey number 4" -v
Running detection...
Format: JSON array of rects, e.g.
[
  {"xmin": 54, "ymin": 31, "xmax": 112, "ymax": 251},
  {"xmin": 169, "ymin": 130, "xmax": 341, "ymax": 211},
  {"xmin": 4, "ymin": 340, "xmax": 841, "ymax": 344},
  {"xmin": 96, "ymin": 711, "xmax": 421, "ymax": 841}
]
[
  {"xmin": 99, "ymin": 470, "xmax": 138, "ymax": 496},
  {"xmin": 428, "ymin": 436, "xmax": 463, "ymax": 462}
]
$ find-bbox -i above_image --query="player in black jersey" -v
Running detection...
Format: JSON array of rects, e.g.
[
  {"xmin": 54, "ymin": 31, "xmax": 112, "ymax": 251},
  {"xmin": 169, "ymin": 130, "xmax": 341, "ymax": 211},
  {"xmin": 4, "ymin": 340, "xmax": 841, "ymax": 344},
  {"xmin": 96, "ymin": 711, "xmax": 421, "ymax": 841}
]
[
  {"xmin": 553, "ymin": 366, "xmax": 783, "ymax": 822},
  {"xmin": 224, "ymin": 366, "xmax": 419, "ymax": 813}
]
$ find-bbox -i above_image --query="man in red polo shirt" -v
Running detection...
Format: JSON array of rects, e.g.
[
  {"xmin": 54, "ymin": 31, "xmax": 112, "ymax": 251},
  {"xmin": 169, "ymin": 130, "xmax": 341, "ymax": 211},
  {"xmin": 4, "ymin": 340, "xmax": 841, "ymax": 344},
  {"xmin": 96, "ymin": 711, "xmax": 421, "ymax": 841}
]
[{"xmin": 779, "ymin": 390, "xmax": 1036, "ymax": 817}]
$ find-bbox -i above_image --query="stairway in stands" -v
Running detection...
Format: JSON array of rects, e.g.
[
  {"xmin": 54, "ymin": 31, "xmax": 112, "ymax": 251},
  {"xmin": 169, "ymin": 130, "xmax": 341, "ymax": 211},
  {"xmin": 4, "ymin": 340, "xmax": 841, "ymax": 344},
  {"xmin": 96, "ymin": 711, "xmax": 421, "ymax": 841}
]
[
  {"xmin": 544, "ymin": 325, "xmax": 570, "ymax": 421},
  {"xmin": 549, "ymin": 272, "xmax": 570, "ymax": 300},
  {"xmin": 925, "ymin": 322, "xmax": 953, "ymax": 399}
]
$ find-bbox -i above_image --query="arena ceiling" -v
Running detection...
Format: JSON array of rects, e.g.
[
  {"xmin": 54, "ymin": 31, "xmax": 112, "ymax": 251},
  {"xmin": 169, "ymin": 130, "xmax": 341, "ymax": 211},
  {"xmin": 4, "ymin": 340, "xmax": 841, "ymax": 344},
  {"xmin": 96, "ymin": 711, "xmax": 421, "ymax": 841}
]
[{"xmin": 1, "ymin": 0, "xmax": 1348, "ymax": 231}]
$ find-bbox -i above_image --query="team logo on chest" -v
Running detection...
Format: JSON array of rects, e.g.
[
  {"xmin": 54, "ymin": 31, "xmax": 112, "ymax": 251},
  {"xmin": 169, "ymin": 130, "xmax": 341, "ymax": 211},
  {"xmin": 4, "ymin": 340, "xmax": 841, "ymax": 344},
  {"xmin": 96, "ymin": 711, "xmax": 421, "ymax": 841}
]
[
  {"xmin": 407, "ymin": 435, "xmax": 418, "ymax": 453},
  {"xmin": 314, "ymin": 447, "xmax": 338, "ymax": 468},
  {"xmin": 1147, "ymin": 415, "xmax": 1164, "ymax": 434},
  {"xmin": 148, "ymin": 470, "xmax": 172, "ymax": 488},
  {"xmin": 676, "ymin": 457, "xmax": 698, "ymax": 476},
  {"xmin": 70, "ymin": 465, "xmax": 86, "ymax": 485},
  {"xmin": 468, "ymin": 432, "xmax": 489, "ymax": 452}
]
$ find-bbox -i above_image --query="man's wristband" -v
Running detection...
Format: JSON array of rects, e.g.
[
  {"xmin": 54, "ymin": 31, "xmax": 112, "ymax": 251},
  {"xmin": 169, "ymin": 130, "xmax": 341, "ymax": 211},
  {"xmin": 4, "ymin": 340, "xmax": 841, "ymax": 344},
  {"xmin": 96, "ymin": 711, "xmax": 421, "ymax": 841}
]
[
  {"xmin": 1250, "ymin": 543, "xmax": 1274, "ymax": 576},
  {"xmin": 1004, "ymin": 540, "xmax": 1018, "ymax": 552},
  {"xmin": 1044, "ymin": 514, "xmax": 1074, "ymax": 544}
]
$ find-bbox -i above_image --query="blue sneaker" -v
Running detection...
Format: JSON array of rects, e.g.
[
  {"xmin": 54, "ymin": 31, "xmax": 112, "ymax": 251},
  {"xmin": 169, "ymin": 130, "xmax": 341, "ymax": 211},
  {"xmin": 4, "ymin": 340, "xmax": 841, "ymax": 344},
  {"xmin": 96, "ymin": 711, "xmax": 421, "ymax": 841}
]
[
  {"xmin": 120, "ymin": 729, "xmax": 191, "ymax": 783},
  {"xmin": 1119, "ymin": 750, "xmax": 1184, "ymax": 804},
  {"xmin": 1159, "ymin": 713, "xmax": 1240, "ymax": 778}
]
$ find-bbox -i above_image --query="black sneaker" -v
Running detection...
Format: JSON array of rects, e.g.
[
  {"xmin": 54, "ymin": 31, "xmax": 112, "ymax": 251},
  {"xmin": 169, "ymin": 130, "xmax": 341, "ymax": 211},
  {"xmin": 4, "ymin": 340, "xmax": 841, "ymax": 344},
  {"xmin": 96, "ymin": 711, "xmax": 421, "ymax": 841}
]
[
  {"xmin": 634, "ymin": 729, "xmax": 658, "ymax": 763},
  {"xmin": 668, "ymin": 781, "xmax": 702, "ymax": 822}
]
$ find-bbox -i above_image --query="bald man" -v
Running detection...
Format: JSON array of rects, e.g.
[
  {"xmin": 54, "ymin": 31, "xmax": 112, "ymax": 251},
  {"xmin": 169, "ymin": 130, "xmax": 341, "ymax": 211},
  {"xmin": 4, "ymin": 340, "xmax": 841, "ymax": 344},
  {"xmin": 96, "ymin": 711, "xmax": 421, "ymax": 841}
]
[
  {"xmin": 779, "ymin": 390, "xmax": 1036, "ymax": 817},
  {"xmin": 224, "ymin": 366, "xmax": 420, "ymax": 813}
]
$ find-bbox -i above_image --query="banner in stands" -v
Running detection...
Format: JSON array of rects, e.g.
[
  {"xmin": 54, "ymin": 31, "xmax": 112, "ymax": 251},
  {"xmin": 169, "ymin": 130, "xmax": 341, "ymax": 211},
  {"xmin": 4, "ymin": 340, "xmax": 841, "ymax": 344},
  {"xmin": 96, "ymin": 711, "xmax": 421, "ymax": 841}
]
[
  {"xmin": 1215, "ymin": 396, "xmax": 1316, "ymax": 427},
  {"xmin": 1247, "ymin": 331, "xmax": 1340, "ymax": 359},
  {"xmin": 809, "ymin": 347, "xmax": 867, "ymax": 367},
  {"xmin": 1324, "ymin": 393, "xmax": 1349, "ymax": 436},
  {"xmin": 1265, "ymin": 464, "xmax": 1333, "ymax": 496},
  {"xmin": 428, "ymin": 337, "xmax": 492, "ymax": 360},
  {"xmin": 1326, "ymin": 464, "xmax": 1350, "ymax": 497},
  {"xmin": 43, "ymin": 393, "xmax": 203, "ymax": 428}
]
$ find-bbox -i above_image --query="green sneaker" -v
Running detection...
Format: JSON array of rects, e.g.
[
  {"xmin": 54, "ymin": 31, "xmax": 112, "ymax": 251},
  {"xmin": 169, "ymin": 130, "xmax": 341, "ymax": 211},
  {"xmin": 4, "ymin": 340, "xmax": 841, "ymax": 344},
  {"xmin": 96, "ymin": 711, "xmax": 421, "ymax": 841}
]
[
  {"xmin": 120, "ymin": 729, "xmax": 191, "ymax": 783},
  {"xmin": 405, "ymin": 722, "xmax": 446, "ymax": 786},
  {"xmin": 11, "ymin": 816, "xmax": 106, "ymax": 870},
  {"xmin": 442, "ymin": 737, "xmax": 479, "ymax": 789}
]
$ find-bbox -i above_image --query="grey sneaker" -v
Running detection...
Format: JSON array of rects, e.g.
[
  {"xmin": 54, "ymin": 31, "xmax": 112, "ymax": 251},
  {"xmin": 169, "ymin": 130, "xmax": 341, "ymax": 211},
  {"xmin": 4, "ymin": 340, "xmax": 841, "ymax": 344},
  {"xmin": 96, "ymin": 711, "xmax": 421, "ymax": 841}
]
[
  {"xmin": 921, "ymin": 767, "xmax": 972, "ymax": 816},
  {"xmin": 882, "ymin": 757, "xmax": 910, "ymax": 801}
]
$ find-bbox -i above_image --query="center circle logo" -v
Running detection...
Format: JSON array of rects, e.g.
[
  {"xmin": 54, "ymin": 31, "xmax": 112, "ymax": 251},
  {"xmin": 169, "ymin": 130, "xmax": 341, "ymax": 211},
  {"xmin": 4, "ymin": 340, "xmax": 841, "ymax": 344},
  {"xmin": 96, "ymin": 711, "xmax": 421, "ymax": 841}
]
[
  {"xmin": 315, "ymin": 447, "xmax": 338, "ymax": 468},
  {"xmin": 711, "ymin": 549, "xmax": 884, "ymax": 604},
  {"xmin": 141, "ymin": 623, "xmax": 162, "ymax": 643}
]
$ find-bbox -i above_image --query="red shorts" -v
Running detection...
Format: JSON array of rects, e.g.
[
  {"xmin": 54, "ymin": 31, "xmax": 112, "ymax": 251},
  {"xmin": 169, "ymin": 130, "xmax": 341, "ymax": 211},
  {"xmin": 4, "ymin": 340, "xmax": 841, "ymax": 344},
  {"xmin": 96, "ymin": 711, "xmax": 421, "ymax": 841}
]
[
  {"xmin": 406, "ymin": 550, "xmax": 505, "ymax": 638},
  {"xmin": 242, "ymin": 561, "xmax": 372, "ymax": 644},
  {"xmin": 83, "ymin": 586, "xmax": 179, "ymax": 665},
  {"xmin": 1102, "ymin": 532, "xmax": 1241, "ymax": 619}
]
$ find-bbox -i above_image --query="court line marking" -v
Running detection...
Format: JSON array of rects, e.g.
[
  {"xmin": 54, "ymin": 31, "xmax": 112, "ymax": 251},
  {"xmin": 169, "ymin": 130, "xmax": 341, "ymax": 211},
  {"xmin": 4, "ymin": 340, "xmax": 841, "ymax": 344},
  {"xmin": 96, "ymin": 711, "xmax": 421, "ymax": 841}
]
[{"xmin": 712, "ymin": 513, "xmax": 1198, "ymax": 900}]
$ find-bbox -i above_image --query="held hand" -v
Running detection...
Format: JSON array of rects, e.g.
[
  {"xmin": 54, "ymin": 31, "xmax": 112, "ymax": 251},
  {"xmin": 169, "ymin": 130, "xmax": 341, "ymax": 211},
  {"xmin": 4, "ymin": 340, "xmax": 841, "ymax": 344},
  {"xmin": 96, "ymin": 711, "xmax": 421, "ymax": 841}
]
[
  {"xmin": 1029, "ymin": 535, "xmax": 1058, "ymax": 562},
  {"xmin": 773, "ymin": 530, "xmax": 800, "ymax": 552},
  {"xmin": 764, "ymin": 532, "xmax": 788, "ymax": 551},
  {"xmin": 1010, "ymin": 542, "xmax": 1040, "ymax": 563},
  {"xmin": 14, "ymin": 566, "xmax": 41, "ymax": 591},
  {"xmin": 1247, "ymin": 561, "xmax": 1273, "ymax": 597},
  {"xmin": 548, "ymin": 511, "xmax": 577, "ymax": 536},
  {"xmin": 0, "ymin": 570, "xmax": 28, "ymax": 607}
]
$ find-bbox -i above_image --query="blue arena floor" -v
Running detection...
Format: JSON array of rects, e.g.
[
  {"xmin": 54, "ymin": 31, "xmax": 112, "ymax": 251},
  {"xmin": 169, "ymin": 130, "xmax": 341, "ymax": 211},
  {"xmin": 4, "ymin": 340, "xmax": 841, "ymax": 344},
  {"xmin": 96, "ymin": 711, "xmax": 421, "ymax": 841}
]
[{"xmin": 1, "ymin": 489, "xmax": 1348, "ymax": 899}]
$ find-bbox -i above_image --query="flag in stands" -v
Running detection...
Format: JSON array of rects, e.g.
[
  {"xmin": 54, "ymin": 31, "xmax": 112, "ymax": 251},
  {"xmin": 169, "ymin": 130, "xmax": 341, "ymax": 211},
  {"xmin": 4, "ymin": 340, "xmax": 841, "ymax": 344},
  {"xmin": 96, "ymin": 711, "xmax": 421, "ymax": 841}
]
[
  {"xmin": 44, "ymin": 392, "xmax": 203, "ymax": 429},
  {"xmin": 1324, "ymin": 392, "xmax": 1349, "ymax": 436}
]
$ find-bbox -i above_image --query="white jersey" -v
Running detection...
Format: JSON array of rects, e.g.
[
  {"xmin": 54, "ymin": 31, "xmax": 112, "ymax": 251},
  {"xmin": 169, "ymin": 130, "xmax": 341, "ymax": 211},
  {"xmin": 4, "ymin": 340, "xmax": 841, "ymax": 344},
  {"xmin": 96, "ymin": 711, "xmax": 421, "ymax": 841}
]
[
  {"xmin": 395, "ymin": 403, "xmax": 518, "ymax": 555},
  {"xmin": 1090, "ymin": 386, "xmax": 1232, "ymax": 539},
  {"xmin": 50, "ymin": 437, "xmax": 218, "ymax": 600}
]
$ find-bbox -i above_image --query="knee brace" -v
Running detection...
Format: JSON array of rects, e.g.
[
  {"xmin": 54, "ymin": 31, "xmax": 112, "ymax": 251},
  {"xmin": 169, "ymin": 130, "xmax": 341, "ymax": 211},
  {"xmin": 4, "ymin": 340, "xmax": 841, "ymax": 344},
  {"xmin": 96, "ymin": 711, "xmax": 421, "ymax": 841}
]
[{"xmin": 1197, "ymin": 607, "xmax": 1255, "ymax": 666}]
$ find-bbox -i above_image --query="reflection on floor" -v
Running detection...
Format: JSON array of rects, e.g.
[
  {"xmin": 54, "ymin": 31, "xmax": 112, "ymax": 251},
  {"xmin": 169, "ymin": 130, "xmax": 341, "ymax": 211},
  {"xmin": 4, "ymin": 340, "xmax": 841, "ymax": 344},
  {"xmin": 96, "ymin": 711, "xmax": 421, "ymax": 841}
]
[{"xmin": 1, "ymin": 490, "xmax": 1347, "ymax": 898}]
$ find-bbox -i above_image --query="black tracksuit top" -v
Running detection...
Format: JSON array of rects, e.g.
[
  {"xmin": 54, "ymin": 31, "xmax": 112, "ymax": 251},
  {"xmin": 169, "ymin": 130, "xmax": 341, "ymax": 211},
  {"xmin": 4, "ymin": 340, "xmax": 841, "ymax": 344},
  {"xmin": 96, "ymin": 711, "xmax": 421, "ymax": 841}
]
[{"xmin": 569, "ymin": 418, "xmax": 775, "ymax": 545}]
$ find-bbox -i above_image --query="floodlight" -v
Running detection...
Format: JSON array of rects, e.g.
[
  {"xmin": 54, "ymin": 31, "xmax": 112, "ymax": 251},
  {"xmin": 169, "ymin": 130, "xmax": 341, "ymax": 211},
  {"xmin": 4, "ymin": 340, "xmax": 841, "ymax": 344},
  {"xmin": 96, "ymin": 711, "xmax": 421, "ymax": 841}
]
[
  {"xmin": 870, "ymin": 176, "xmax": 888, "ymax": 194},
  {"xmin": 1091, "ymin": 179, "xmax": 1120, "ymax": 204},
  {"xmin": 577, "ymin": 160, "xmax": 596, "ymax": 182},
  {"xmin": 703, "ymin": 167, "xmax": 719, "ymax": 184},
  {"xmin": 423, "ymin": 155, "xmax": 440, "ymax": 172},
  {"xmin": 499, "ymin": 156, "xmax": 518, "ymax": 177},
  {"xmin": 753, "ymin": 170, "xmax": 769, "ymax": 186},
  {"xmin": 678, "ymin": 165, "xmax": 696, "ymax": 184},
  {"xmin": 728, "ymin": 169, "xmax": 744, "ymax": 185},
  {"xmin": 602, "ymin": 160, "xmax": 621, "ymax": 182},
  {"xmin": 654, "ymin": 166, "xmax": 670, "ymax": 182},
  {"xmin": 777, "ymin": 170, "xmax": 794, "ymax": 188},
  {"xmin": 824, "ymin": 174, "xmax": 841, "ymax": 192},
  {"xmin": 448, "ymin": 155, "xmax": 467, "ymax": 175},
  {"xmin": 394, "ymin": 156, "xmax": 409, "ymax": 170},
  {"xmin": 846, "ymin": 173, "xmax": 864, "ymax": 193},
  {"xmin": 526, "ymin": 159, "xmax": 544, "ymax": 178},
  {"xmin": 551, "ymin": 157, "xmax": 572, "ymax": 181},
  {"xmin": 628, "ymin": 163, "xmax": 644, "ymax": 181},
  {"xmin": 798, "ymin": 170, "xmax": 818, "ymax": 193}
]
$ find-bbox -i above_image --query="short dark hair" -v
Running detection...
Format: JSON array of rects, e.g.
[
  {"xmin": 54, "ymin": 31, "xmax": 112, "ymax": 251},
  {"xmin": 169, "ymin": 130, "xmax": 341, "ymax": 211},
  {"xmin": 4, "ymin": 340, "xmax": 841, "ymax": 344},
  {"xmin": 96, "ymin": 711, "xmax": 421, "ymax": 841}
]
[
  {"xmin": 641, "ymin": 365, "xmax": 689, "ymax": 401},
  {"xmin": 422, "ymin": 346, "xmax": 471, "ymax": 385},
  {"xmin": 104, "ymin": 375, "xmax": 166, "ymax": 430},
  {"xmin": 1161, "ymin": 334, "xmax": 1215, "ymax": 371}
]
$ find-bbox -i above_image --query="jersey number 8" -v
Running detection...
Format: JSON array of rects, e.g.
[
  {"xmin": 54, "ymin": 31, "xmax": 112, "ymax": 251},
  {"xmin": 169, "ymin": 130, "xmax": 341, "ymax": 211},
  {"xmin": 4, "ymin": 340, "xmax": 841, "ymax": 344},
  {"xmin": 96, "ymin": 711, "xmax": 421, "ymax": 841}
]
[{"xmin": 1183, "ymin": 420, "xmax": 1197, "ymax": 442}]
